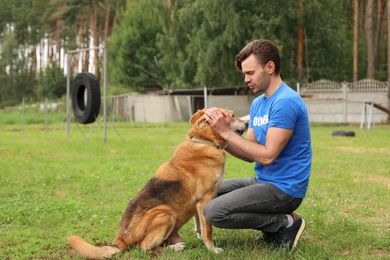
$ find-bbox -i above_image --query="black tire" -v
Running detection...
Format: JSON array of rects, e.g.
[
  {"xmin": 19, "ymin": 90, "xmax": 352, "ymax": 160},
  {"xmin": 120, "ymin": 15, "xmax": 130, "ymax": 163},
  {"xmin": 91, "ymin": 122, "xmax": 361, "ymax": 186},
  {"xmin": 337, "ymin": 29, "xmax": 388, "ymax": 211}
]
[
  {"xmin": 71, "ymin": 72, "xmax": 101, "ymax": 124},
  {"xmin": 331, "ymin": 130, "xmax": 355, "ymax": 137}
]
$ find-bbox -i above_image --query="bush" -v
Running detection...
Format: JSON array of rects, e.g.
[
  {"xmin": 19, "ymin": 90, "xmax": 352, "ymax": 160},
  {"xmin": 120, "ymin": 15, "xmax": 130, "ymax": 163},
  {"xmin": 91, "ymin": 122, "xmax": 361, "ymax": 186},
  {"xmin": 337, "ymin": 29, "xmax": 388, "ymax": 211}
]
[{"xmin": 37, "ymin": 62, "xmax": 67, "ymax": 99}]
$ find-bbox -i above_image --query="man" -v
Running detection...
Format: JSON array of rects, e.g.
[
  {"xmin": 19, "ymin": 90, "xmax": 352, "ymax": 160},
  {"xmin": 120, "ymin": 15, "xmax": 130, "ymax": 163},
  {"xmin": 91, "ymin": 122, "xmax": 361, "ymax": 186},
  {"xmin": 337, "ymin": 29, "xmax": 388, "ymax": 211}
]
[{"xmin": 203, "ymin": 39, "xmax": 312, "ymax": 250}]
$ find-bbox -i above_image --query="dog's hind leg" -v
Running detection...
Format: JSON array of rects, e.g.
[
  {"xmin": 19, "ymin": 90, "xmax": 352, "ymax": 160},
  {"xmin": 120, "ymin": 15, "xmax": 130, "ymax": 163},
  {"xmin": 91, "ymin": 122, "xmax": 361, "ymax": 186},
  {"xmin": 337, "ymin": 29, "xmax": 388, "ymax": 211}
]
[
  {"xmin": 111, "ymin": 236, "xmax": 130, "ymax": 253},
  {"xmin": 138, "ymin": 211, "xmax": 185, "ymax": 252}
]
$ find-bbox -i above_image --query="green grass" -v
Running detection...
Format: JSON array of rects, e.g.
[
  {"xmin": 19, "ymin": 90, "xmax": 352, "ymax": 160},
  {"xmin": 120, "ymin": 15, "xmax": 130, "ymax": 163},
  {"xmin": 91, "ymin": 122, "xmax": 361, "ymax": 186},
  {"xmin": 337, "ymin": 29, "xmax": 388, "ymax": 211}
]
[{"xmin": 0, "ymin": 115, "xmax": 389, "ymax": 259}]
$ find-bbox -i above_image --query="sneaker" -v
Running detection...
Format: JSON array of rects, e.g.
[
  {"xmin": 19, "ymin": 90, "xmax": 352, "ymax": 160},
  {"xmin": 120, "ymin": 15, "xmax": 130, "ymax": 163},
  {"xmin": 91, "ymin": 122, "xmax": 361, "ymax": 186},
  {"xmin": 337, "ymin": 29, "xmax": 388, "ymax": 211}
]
[
  {"xmin": 262, "ymin": 232, "xmax": 276, "ymax": 244},
  {"xmin": 274, "ymin": 213, "xmax": 306, "ymax": 250},
  {"xmin": 254, "ymin": 232, "xmax": 276, "ymax": 244}
]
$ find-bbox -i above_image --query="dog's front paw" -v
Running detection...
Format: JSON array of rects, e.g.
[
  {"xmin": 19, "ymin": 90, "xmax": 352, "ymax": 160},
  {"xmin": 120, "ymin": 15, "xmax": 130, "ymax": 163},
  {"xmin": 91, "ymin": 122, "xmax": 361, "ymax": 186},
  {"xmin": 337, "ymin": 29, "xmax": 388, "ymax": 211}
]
[
  {"xmin": 210, "ymin": 247, "xmax": 223, "ymax": 253},
  {"xmin": 169, "ymin": 242, "xmax": 186, "ymax": 252}
]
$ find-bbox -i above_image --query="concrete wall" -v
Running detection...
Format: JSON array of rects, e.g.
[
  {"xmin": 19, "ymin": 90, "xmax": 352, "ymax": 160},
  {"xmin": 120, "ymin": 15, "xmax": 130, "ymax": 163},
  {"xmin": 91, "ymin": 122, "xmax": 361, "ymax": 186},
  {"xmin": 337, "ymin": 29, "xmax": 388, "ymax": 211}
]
[
  {"xmin": 111, "ymin": 94, "xmax": 252, "ymax": 123},
  {"xmin": 303, "ymin": 91, "xmax": 389, "ymax": 123},
  {"xmin": 207, "ymin": 95, "xmax": 254, "ymax": 118},
  {"xmin": 112, "ymin": 94, "xmax": 192, "ymax": 123},
  {"xmin": 111, "ymin": 87, "xmax": 388, "ymax": 124},
  {"xmin": 301, "ymin": 80, "xmax": 388, "ymax": 124}
]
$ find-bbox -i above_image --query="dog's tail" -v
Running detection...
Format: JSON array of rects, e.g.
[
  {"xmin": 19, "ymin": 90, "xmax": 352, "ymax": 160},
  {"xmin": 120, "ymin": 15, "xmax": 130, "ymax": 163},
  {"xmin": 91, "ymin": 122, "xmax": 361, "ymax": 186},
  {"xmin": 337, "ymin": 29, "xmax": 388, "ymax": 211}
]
[{"xmin": 67, "ymin": 235, "xmax": 122, "ymax": 259}]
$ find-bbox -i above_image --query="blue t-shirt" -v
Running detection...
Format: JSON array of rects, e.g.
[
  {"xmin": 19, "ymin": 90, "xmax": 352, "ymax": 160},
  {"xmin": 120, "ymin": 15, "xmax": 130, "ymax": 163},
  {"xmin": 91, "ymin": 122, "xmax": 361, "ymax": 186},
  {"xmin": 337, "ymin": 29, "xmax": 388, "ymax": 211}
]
[{"xmin": 249, "ymin": 83, "xmax": 312, "ymax": 198}]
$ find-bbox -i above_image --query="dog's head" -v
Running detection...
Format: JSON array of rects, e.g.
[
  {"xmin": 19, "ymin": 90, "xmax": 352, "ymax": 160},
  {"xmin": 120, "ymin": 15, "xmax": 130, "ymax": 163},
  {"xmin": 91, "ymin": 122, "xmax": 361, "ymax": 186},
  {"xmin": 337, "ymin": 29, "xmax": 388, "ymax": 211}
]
[{"xmin": 188, "ymin": 108, "xmax": 248, "ymax": 148}]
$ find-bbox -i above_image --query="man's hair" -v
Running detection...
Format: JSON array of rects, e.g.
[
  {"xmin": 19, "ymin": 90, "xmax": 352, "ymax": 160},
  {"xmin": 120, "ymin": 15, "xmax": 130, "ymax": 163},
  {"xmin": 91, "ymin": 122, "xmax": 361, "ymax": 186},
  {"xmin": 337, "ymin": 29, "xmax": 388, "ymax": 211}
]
[{"xmin": 235, "ymin": 39, "xmax": 281, "ymax": 75}]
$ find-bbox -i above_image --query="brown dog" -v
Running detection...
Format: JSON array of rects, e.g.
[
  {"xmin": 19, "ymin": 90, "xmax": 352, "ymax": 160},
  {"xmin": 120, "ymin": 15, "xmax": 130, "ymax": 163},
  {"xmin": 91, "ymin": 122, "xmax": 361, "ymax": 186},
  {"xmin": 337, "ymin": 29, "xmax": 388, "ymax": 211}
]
[{"xmin": 67, "ymin": 108, "xmax": 248, "ymax": 259}]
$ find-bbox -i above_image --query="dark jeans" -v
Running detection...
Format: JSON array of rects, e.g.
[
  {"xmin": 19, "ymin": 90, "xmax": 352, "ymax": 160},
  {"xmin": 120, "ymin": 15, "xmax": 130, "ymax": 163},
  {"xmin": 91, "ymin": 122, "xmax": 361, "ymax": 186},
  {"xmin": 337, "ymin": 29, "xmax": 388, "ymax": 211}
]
[{"xmin": 204, "ymin": 177, "xmax": 303, "ymax": 233}]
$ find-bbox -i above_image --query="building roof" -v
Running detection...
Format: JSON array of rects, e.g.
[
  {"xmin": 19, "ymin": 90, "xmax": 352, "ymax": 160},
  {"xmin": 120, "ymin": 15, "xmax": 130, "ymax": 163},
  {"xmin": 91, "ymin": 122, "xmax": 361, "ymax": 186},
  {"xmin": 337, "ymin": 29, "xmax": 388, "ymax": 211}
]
[{"xmin": 165, "ymin": 86, "xmax": 249, "ymax": 96}]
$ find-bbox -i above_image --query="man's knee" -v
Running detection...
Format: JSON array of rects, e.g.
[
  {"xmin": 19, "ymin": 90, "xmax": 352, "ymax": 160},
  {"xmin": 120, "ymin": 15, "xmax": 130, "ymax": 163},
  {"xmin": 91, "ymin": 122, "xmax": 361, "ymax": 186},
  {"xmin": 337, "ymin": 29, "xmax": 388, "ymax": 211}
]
[
  {"xmin": 203, "ymin": 203, "xmax": 214, "ymax": 224},
  {"xmin": 203, "ymin": 202, "xmax": 223, "ymax": 227}
]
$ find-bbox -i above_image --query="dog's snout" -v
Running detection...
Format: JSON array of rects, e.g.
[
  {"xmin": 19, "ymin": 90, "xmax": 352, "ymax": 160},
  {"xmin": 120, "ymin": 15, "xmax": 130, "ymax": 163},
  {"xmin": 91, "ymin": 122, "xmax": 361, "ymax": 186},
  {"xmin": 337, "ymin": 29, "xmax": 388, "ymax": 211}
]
[{"xmin": 230, "ymin": 119, "xmax": 248, "ymax": 136}]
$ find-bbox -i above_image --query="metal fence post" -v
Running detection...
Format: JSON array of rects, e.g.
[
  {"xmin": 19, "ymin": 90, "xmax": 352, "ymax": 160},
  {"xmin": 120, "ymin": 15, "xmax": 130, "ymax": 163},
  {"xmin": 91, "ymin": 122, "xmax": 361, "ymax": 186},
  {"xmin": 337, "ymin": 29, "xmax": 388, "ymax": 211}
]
[
  {"xmin": 21, "ymin": 97, "xmax": 25, "ymax": 134},
  {"xmin": 341, "ymin": 82, "xmax": 348, "ymax": 123}
]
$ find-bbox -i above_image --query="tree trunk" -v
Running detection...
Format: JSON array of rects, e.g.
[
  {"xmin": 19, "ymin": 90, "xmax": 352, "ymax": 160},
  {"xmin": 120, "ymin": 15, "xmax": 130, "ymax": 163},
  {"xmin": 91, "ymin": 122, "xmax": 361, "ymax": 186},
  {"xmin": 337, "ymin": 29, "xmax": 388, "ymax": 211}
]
[
  {"xmin": 84, "ymin": 38, "xmax": 89, "ymax": 71},
  {"xmin": 55, "ymin": 38, "xmax": 61, "ymax": 67},
  {"xmin": 104, "ymin": 0, "xmax": 111, "ymax": 46},
  {"xmin": 387, "ymin": 0, "xmax": 390, "ymax": 122},
  {"xmin": 374, "ymin": 0, "xmax": 383, "ymax": 69},
  {"xmin": 297, "ymin": 0, "xmax": 304, "ymax": 81},
  {"xmin": 31, "ymin": 47, "xmax": 38, "ymax": 95},
  {"xmin": 83, "ymin": 16, "xmax": 89, "ymax": 72},
  {"xmin": 365, "ymin": 0, "xmax": 375, "ymax": 79},
  {"xmin": 353, "ymin": 0, "xmax": 358, "ymax": 85},
  {"xmin": 112, "ymin": 1, "xmax": 120, "ymax": 26},
  {"xmin": 74, "ymin": 18, "xmax": 84, "ymax": 74},
  {"xmin": 92, "ymin": 6, "xmax": 99, "ymax": 77}
]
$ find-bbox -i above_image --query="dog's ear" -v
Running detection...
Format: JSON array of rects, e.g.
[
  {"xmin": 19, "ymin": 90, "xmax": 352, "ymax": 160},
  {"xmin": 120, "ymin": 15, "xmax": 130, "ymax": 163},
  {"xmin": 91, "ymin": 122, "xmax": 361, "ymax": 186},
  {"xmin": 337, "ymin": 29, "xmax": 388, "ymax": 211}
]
[
  {"xmin": 189, "ymin": 109, "xmax": 206, "ymax": 124},
  {"xmin": 217, "ymin": 108, "xmax": 234, "ymax": 116},
  {"xmin": 196, "ymin": 119, "xmax": 208, "ymax": 129}
]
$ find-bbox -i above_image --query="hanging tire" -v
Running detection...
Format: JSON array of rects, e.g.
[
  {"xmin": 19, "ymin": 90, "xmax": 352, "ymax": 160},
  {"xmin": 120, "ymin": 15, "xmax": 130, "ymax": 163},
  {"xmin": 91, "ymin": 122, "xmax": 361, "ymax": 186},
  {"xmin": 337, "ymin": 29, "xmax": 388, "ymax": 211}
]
[
  {"xmin": 331, "ymin": 130, "xmax": 355, "ymax": 137},
  {"xmin": 71, "ymin": 72, "xmax": 101, "ymax": 124}
]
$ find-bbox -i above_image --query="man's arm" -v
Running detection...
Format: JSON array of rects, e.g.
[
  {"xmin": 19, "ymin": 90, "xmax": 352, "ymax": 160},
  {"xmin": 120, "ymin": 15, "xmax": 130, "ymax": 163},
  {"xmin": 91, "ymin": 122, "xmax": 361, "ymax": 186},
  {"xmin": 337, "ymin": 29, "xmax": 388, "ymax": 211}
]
[
  {"xmin": 222, "ymin": 127, "xmax": 292, "ymax": 166},
  {"xmin": 205, "ymin": 109, "xmax": 292, "ymax": 166}
]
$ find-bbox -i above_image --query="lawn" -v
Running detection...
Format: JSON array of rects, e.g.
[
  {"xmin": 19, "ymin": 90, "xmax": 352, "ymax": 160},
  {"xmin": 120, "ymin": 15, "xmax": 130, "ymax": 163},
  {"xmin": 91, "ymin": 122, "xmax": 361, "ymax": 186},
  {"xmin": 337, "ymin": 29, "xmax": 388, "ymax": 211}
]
[{"xmin": 0, "ymin": 116, "xmax": 389, "ymax": 259}]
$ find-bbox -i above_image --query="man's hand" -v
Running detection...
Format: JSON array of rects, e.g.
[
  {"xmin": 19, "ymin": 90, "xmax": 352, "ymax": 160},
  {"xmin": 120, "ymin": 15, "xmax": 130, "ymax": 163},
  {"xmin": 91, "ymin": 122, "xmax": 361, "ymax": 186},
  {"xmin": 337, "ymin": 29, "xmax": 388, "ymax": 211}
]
[{"xmin": 204, "ymin": 108, "xmax": 231, "ymax": 139}]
